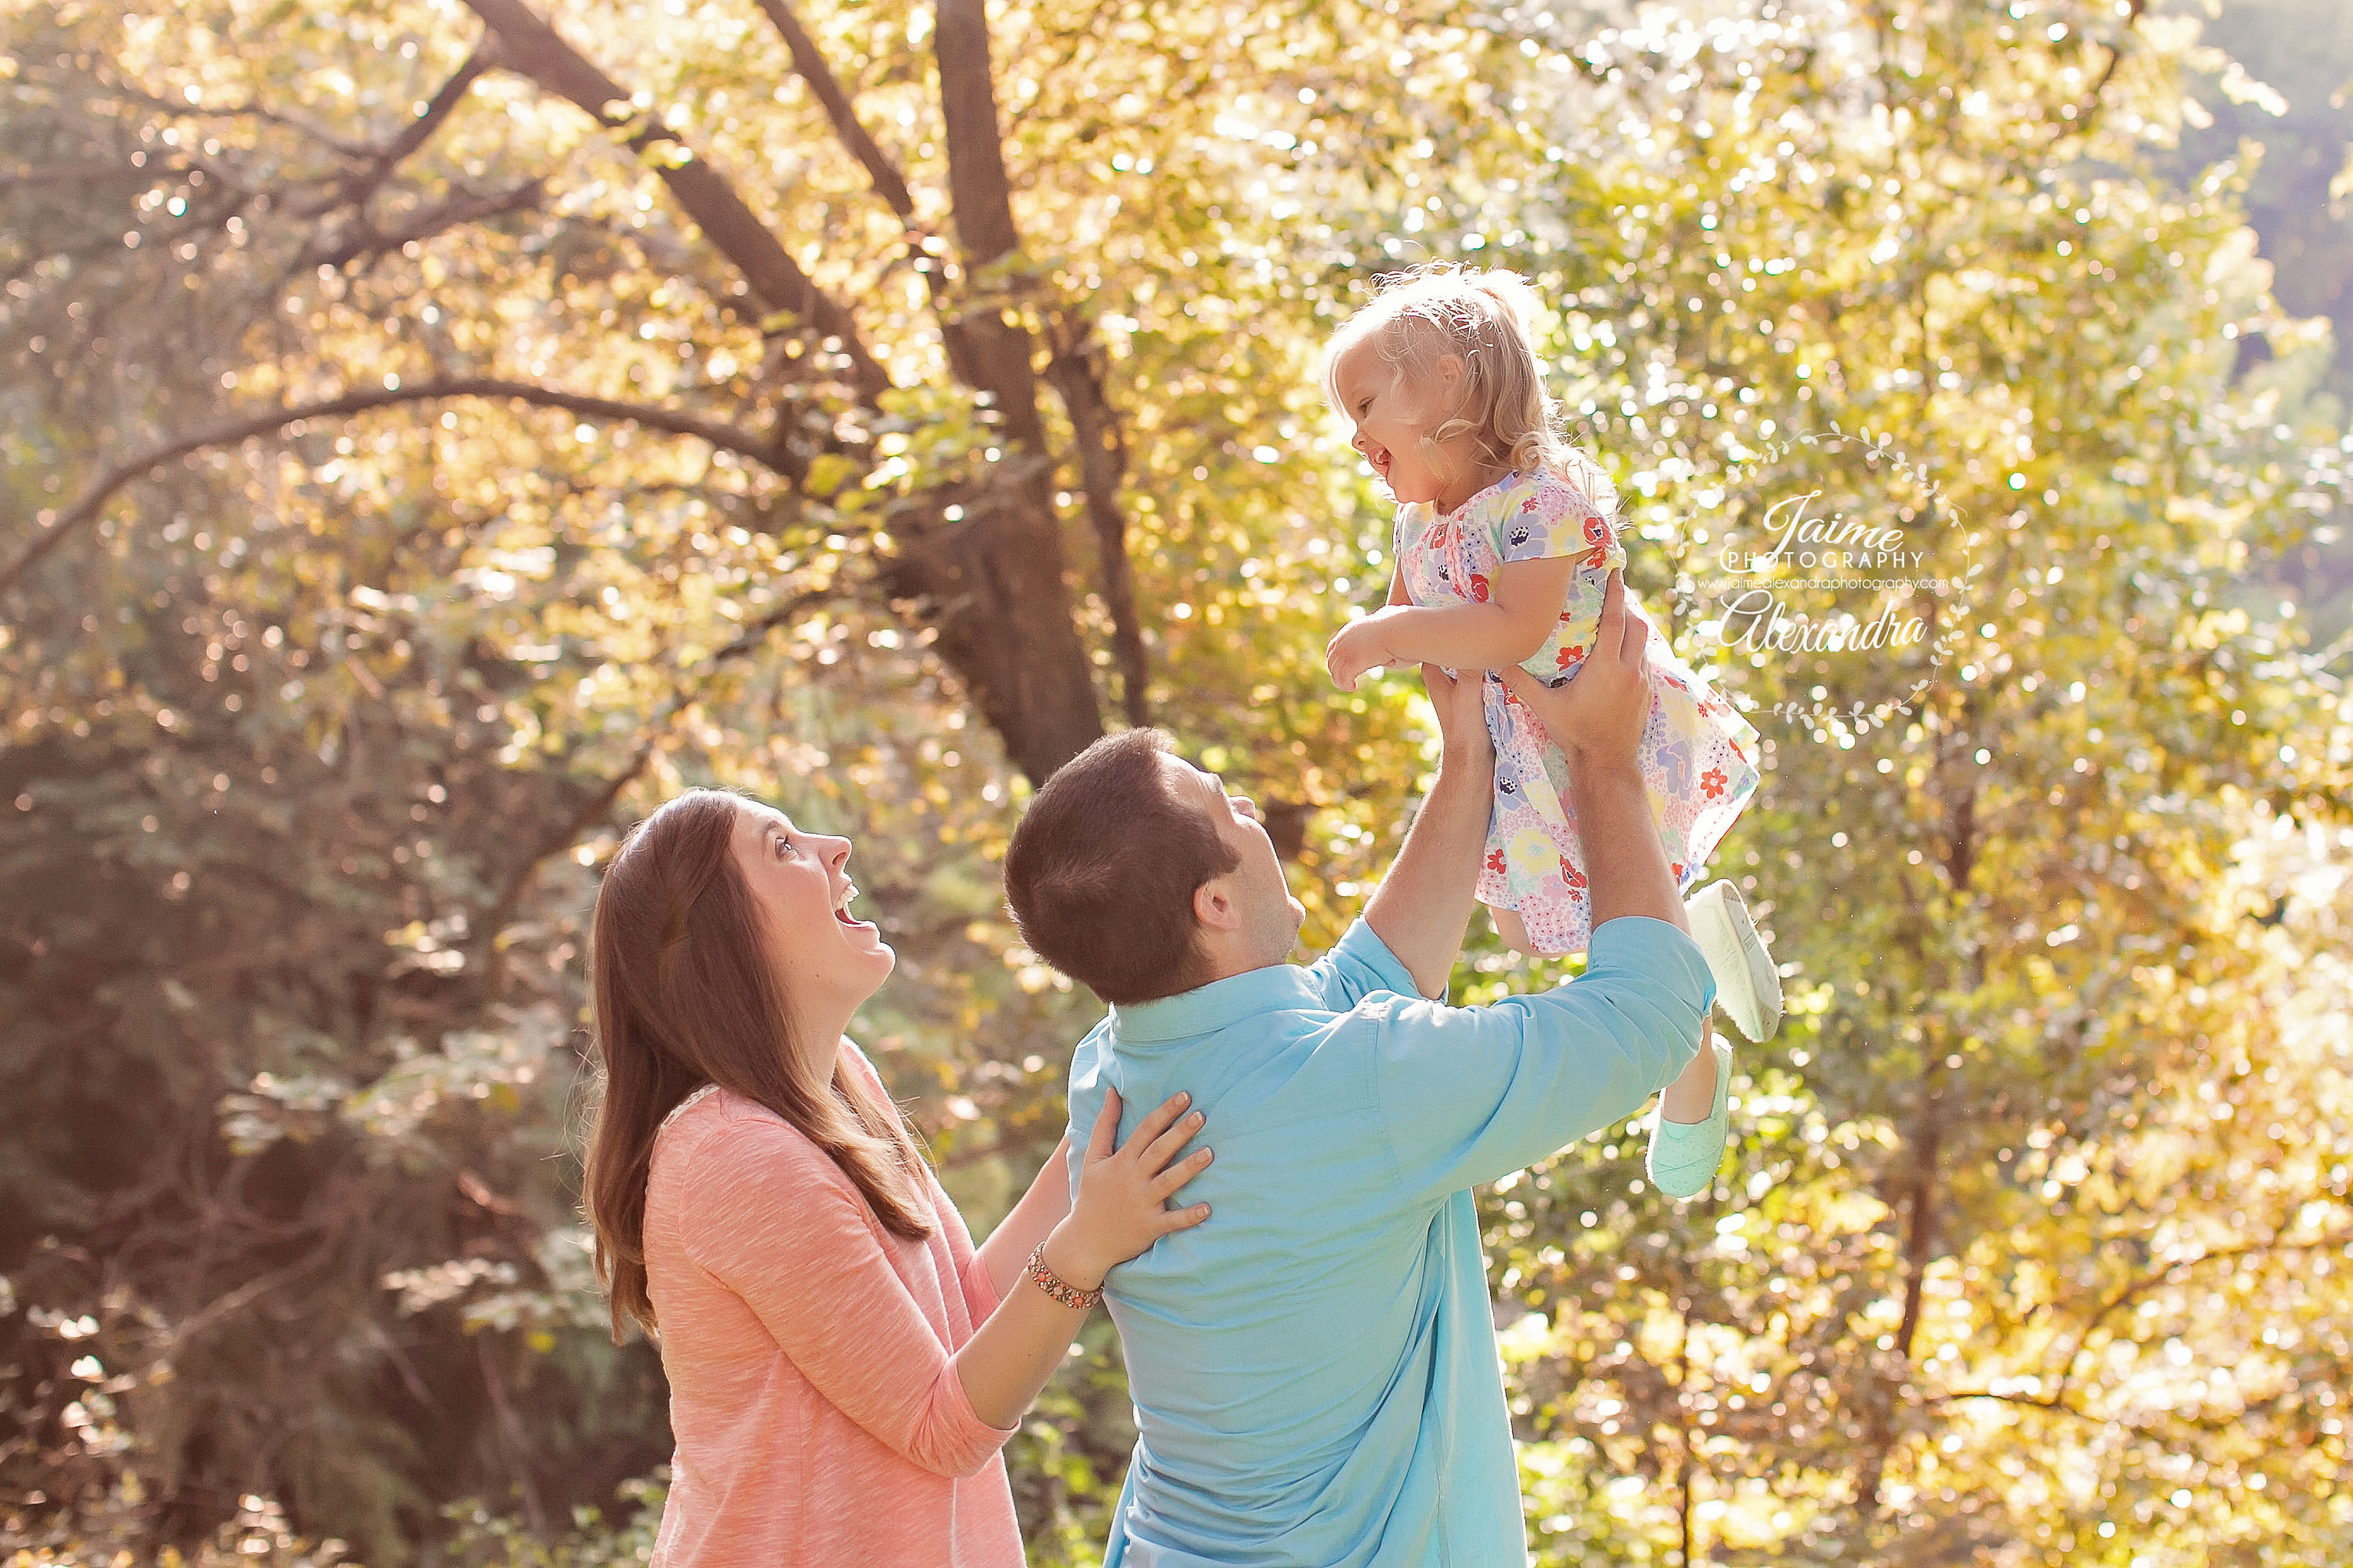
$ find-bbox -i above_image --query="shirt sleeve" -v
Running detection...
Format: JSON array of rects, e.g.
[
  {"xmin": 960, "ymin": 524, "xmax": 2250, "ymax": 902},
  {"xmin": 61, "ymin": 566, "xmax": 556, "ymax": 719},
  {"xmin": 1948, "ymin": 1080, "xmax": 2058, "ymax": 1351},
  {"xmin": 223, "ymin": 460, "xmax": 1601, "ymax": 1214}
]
[
  {"xmin": 1303, "ymin": 917, "xmax": 1420, "ymax": 1012},
  {"xmin": 1370, "ymin": 914, "xmax": 1715, "ymax": 1200},
  {"xmin": 677, "ymin": 1119, "xmax": 1016, "ymax": 1479},
  {"xmin": 1498, "ymin": 473, "xmax": 1626, "ymax": 574},
  {"xmin": 1062, "ymin": 1018, "xmax": 1134, "ymax": 1209}
]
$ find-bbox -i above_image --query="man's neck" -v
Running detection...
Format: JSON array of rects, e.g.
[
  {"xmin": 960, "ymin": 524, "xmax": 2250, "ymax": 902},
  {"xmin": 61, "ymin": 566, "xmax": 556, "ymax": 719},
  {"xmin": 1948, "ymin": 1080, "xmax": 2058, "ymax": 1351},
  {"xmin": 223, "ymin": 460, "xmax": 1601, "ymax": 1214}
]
[{"xmin": 1188, "ymin": 939, "xmax": 1294, "ymax": 990}]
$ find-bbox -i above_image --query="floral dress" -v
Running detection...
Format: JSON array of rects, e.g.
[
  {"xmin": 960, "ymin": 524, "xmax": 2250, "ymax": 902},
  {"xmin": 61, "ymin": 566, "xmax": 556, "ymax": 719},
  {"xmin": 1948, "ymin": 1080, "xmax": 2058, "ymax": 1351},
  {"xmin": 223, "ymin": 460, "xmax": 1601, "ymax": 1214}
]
[{"xmin": 1395, "ymin": 468, "xmax": 1762, "ymax": 957}]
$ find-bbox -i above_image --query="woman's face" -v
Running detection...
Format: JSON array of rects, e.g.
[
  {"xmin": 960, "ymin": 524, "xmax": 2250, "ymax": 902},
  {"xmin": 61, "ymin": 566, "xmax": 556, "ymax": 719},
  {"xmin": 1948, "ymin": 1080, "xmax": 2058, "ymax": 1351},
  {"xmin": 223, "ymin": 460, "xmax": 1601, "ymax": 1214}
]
[{"xmin": 728, "ymin": 800, "xmax": 893, "ymax": 1068}]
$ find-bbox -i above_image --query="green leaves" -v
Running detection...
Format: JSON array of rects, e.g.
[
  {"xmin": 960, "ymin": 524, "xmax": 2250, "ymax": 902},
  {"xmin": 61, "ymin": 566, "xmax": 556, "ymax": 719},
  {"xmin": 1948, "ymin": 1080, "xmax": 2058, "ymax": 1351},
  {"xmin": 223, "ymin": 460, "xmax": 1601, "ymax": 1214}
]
[{"xmin": 4, "ymin": 0, "xmax": 2351, "ymax": 1563}]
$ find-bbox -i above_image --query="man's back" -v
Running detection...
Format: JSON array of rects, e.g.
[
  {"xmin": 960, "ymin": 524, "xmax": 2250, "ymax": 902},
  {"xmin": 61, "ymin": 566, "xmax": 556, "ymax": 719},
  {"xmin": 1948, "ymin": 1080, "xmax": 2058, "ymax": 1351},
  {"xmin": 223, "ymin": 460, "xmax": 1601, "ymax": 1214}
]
[{"xmin": 1066, "ymin": 917, "xmax": 1711, "ymax": 1568}]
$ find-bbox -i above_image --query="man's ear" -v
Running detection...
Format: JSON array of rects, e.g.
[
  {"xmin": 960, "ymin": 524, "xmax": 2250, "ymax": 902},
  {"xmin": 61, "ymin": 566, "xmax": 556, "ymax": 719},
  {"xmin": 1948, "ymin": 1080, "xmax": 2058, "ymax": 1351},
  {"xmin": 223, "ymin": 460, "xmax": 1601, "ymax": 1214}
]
[{"xmin": 1193, "ymin": 874, "xmax": 1242, "ymax": 934}]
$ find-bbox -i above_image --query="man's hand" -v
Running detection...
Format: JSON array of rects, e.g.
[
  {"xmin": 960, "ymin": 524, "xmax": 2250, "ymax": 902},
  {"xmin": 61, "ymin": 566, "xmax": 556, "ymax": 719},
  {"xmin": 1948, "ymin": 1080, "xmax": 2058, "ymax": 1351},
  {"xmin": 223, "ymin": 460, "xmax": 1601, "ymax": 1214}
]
[
  {"xmin": 1421, "ymin": 663, "xmax": 1492, "ymax": 764},
  {"xmin": 1495, "ymin": 570, "xmax": 1649, "ymax": 770},
  {"xmin": 1496, "ymin": 570, "xmax": 1680, "ymax": 933},
  {"xmin": 1326, "ymin": 613, "xmax": 1398, "ymax": 692}
]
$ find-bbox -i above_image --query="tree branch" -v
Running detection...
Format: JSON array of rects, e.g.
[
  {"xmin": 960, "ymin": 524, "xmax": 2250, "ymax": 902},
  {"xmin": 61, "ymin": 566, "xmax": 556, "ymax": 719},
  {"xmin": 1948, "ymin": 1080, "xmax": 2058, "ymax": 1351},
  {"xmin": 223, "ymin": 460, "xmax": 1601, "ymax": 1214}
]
[
  {"xmin": 1922, "ymin": 1389, "xmax": 2095, "ymax": 1419},
  {"xmin": 935, "ymin": 0, "xmax": 1021, "ymax": 268},
  {"xmin": 475, "ymin": 579, "xmax": 846, "ymax": 997},
  {"xmin": 480, "ymin": 741, "xmax": 657, "ymax": 1003},
  {"xmin": 747, "ymin": 0, "xmax": 984, "ymax": 386},
  {"xmin": 1043, "ymin": 315, "xmax": 1150, "ymax": 726},
  {"xmin": 301, "ymin": 178, "xmax": 546, "ymax": 270},
  {"xmin": 1857, "ymin": 1058, "xmax": 1946, "ymax": 1516},
  {"xmin": 706, "ymin": 585, "xmax": 840, "ymax": 666},
  {"xmin": 2055, "ymin": 1233, "xmax": 2351, "ymax": 1382},
  {"xmin": 280, "ymin": 44, "xmax": 496, "ymax": 221},
  {"xmin": 2077, "ymin": 0, "xmax": 2145, "ymax": 118},
  {"xmin": 2, "ymin": 378, "xmax": 778, "ymax": 599},
  {"xmin": 749, "ymin": 0, "xmax": 915, "ymax": 219},
  {"xmin": 2052, "ymin": 0, "xmax": 2147, "ymax": 146},
  {"xmin": 462, "ymin": 0, "xmax": 890, "ymax": 404},
  {"xmin": 379, "ymin": 46, "xmax": 496, "ymax": 177}
]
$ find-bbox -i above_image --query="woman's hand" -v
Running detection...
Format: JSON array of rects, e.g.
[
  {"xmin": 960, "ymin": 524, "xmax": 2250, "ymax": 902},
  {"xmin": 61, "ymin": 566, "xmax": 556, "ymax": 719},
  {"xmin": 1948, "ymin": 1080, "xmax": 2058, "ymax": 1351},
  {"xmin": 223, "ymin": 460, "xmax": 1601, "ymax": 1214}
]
[{"xmin": 1040, "ymin": 1089, "xmax": 1211, "ymax": 1289}]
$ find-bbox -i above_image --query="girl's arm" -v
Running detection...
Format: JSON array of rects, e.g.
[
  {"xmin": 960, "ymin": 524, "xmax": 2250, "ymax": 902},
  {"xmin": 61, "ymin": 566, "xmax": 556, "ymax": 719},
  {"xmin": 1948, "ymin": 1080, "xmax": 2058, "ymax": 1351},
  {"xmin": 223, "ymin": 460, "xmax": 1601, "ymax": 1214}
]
[
  {"xmin": 1329, "ymin": 557, "xmax": 1578, "ymax": 690},
  {"xmin": 975, "ymin": 1132, "xmax": 1075, "ymax": 1302}
]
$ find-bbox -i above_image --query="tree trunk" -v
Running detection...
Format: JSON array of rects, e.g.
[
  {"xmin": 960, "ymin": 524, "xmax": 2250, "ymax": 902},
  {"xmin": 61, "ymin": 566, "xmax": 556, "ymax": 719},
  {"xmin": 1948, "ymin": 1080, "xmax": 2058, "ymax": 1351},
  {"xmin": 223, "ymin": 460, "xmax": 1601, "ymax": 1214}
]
[
  {"xmin": 915, "ymin": 0, "xmax": 1110, "ymax": 774},
  {"xmin": 467, "ymin": 0, "xmax": 1109, "ymax": 782}
]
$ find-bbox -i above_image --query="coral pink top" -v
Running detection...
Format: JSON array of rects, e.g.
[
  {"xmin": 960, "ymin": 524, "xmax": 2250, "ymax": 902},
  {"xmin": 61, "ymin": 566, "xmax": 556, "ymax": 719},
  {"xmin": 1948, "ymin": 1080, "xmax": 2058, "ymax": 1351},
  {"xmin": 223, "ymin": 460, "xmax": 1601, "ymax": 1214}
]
[{"xmin": 642, "ymin": 1051, "xmax": 1024, "ymax": 1567}]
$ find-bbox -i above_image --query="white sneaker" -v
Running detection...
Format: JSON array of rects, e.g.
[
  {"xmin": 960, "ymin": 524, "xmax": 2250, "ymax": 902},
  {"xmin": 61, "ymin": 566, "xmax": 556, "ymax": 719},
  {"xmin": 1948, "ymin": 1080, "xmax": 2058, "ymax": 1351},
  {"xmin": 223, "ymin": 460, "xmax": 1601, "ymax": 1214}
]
[{"xmin": 1685, "ymin": 880, "xmax": 1782, "ymax": 1043}]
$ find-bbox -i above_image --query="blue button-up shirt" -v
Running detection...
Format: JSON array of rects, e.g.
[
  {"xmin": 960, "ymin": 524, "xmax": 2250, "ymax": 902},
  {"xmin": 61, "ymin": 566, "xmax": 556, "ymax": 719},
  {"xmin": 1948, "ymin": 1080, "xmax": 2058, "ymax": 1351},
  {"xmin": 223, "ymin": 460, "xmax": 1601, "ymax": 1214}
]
[{"xmin": 1063, "ymin": 914, "xmax": 1712, "ymax": 1567}]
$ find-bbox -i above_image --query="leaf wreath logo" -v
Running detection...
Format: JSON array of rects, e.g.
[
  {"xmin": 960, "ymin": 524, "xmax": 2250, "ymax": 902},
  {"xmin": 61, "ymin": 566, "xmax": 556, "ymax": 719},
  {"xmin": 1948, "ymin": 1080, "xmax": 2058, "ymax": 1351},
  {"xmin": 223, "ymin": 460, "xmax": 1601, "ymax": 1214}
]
[{"xmin": 1673, "ymin": 424, "xmax": 1982, "ymax": 742}]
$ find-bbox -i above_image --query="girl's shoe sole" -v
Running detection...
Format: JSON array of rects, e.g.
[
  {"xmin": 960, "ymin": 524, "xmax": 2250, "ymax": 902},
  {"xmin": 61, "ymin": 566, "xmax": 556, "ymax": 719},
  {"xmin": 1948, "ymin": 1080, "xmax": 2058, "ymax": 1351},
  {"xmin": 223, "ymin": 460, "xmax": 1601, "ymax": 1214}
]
[{"xmin": 1686, "ymin": 880, "xmax": 1783, "ymax": 1042}]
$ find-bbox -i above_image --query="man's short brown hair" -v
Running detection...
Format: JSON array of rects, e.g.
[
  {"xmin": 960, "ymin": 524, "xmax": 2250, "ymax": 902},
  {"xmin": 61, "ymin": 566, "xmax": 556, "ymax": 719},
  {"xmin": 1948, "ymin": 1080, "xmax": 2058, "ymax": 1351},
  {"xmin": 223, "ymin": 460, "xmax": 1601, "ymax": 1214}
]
[{"xmin": 1003, "ymin": 730, "xmax": 1240, "ymax": 1006}]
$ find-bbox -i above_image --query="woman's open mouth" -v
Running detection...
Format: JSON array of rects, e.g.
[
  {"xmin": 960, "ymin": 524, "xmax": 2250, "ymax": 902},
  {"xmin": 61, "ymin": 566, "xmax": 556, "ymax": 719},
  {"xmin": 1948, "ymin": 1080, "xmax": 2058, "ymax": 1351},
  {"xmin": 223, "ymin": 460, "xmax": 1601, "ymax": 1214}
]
[{"xmin": 834, "ymin": 884, "xmax": 872, "ymax": 928}]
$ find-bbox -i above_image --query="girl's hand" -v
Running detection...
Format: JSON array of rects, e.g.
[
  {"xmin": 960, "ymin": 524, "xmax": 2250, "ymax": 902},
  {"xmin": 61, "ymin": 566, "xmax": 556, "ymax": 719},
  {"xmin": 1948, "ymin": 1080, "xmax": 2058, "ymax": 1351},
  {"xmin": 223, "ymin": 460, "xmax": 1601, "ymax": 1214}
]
[
  {"xmin": 1041, "ymin": 1089, "xmax": 1211, "ymax": 1289},
  {"xmin": 1327, "ymin": 615, "xmax": 1397, "ymax": 691}
]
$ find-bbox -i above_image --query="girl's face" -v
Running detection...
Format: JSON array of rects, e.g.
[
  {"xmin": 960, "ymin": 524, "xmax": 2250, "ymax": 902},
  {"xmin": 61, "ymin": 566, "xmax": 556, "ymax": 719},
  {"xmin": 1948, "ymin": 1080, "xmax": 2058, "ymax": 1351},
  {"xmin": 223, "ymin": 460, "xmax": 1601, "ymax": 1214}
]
[
  {"xmin": 727, "ymin": 800, "xmax": 893, "ymax": 1072},
  {"xmin": 1333, "ymin": 339, "xmax": 1474, "ymax": 510}
]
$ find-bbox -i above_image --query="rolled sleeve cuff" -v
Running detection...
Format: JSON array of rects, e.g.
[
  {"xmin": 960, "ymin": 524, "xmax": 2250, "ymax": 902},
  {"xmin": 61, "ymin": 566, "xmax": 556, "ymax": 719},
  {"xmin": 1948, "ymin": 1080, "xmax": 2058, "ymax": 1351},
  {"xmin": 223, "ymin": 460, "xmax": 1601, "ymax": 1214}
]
[
  {"xmin": 1585, "ymin": 914, "xmax": 1716, "ymax": 1015},
  {"xmin": 915, "ymin": 1361, "xmax": 1020, "ymax": 1478},
  {"xmin": 1324, "ymin": 917, "xmax": 1421, "ymax": 1004}
]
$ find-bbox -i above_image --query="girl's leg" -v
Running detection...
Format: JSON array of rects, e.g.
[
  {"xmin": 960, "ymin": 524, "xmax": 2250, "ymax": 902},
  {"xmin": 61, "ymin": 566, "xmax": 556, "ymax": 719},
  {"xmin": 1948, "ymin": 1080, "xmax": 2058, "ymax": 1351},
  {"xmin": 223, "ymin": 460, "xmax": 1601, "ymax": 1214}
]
[
  {"xmin": 1648, "ymin": 1015, "xmax": 1732, "ymax": 1201},
  {"xmin": 1492, "ymin": 904, "xmax": 1539, "ymax": 957},
  {"xmin": 1658, "ymin": 1015, "xmax": 1719, "ymax": 1124}
]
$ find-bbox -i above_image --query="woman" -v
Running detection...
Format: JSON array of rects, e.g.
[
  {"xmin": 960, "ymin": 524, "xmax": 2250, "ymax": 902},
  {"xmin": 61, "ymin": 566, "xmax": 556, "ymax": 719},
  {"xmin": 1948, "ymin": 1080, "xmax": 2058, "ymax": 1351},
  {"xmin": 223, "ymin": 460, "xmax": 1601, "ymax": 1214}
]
[{"xmin": 583, "ymin": 789, "xmax": 1213, "ymax": 1566}]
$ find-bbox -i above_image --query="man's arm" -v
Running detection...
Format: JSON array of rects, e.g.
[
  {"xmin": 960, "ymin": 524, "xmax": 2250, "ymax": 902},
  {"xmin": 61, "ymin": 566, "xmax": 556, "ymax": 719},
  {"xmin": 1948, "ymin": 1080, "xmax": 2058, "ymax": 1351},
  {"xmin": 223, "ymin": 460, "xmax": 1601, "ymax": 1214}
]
[
  {"xmin": 1362, "ymin": 665, "xmax": 1494, "ymax": 999},
  {"xmin": 1370, "ymin": 573, "xmax": 1716, "ymax": 1197},
  {"xmin": 1369, "ymin": 920, "xmax": 1712, "ymax": 1198},
  {"xmin": 1497, "ymin": 568, "xmax": 1716, "ymax": 1119},
  {"xmin": 1497, "ymin": 569, "xmax": 1684, "ymax": 932}
]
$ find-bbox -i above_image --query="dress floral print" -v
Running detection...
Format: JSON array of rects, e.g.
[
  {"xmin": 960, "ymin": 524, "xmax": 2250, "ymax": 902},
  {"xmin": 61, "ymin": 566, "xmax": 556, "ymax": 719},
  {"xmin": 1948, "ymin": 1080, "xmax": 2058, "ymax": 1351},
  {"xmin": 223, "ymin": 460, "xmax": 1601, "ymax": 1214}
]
[{"xmin": 1395, "ymin": 470, "xmax": 1763, "ymax": 957}]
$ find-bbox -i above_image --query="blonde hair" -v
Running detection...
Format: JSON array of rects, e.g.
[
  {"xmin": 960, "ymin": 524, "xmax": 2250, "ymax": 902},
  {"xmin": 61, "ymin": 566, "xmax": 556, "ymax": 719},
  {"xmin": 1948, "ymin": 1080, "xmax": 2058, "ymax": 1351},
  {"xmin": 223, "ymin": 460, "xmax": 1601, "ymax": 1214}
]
[{"xmin": 1323, "ymin": 261, "xmax": 1619, "ymax": 512}]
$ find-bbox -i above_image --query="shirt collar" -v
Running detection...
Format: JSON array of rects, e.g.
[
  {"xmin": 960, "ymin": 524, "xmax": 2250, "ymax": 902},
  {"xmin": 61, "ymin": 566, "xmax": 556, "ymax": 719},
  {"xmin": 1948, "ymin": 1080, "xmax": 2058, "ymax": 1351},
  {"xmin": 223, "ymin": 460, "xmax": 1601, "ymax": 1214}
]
[{"xmin": 1110, "ymin": 961, "xmax": 1326, "ymax": 1044}]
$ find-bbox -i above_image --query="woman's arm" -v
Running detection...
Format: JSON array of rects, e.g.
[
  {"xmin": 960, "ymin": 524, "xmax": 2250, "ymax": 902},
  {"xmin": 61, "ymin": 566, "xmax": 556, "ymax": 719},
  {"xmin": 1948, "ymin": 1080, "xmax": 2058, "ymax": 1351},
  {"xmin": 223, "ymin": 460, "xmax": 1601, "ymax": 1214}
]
[
  {"xmin": 681, "ymin": 1090, "xmax": 1207, "ymax": 1475},
  {"xmin": 1328, "ymin": 557, "xmax": 1577, "ymax": 690},
  {"xmin": 951, "ymin": 1090, "xmax": 1209, "ymax": 1428},
  {"xmin": 975, "ymin": 1132, "xmax": 1074, "ymax": 1302}
]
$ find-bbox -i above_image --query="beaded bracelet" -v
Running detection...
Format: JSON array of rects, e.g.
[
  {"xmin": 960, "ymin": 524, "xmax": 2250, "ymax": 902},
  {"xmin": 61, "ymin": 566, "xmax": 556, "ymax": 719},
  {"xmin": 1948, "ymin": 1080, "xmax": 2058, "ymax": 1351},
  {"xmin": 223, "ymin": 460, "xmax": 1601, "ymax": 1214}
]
[{"xmin": 1023, "ymin": 1243, "xmax": 1103, "ymax": 1312}]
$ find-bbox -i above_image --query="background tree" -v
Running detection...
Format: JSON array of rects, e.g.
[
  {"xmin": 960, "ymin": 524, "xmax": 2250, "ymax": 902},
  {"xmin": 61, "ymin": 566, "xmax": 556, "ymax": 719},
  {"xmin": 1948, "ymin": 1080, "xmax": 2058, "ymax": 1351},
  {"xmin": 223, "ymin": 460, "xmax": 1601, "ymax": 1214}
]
[{"xmin": 3, "ymin": 0, "xmax": 2350, "ymax": 1564}]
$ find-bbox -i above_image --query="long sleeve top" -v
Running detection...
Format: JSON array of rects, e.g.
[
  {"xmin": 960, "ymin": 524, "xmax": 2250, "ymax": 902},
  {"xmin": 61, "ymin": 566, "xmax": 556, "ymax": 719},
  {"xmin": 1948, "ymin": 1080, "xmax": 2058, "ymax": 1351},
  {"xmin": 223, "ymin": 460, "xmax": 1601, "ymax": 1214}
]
[
  {"xmin": 1063, "ymin": 914, "xmax": 1712, "ymax": 1567},
  {"xmin": 643, "ymin": 1045, "xmax": 1024, "ymax": 1568}
]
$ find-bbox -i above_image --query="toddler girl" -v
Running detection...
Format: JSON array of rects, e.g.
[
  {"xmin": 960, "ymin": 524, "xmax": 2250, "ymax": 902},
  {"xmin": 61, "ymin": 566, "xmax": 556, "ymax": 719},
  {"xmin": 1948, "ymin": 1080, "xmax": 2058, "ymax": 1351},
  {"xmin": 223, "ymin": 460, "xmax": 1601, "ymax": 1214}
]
[{"xmin": 1321, "ymin": 263, "xmax": 1781, "ymax": 1196}]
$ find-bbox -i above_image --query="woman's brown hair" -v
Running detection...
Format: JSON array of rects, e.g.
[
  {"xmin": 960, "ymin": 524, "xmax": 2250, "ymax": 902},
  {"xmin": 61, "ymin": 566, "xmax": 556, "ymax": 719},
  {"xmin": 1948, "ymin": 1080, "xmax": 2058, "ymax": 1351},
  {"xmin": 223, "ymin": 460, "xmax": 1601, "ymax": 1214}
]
[{"xmin": 583, "ymin": 789, "xmax": 933, "ymax": 1342}]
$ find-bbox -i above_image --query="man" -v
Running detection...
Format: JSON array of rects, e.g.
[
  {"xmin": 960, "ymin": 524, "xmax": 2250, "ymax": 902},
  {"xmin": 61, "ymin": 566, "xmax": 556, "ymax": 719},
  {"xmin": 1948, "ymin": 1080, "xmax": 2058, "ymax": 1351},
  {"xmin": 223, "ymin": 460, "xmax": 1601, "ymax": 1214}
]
[{"xmin": 1002, "ymin": 575, "xmax": 1721, "ymax": 1566}]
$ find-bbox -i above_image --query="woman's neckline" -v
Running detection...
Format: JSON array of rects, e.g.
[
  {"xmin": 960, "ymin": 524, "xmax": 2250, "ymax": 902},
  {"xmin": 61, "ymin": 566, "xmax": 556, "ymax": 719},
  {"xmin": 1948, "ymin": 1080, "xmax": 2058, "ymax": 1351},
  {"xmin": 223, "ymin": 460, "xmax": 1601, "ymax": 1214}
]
[{"xmin": 659, "ymin": 1082, "xmax": 720, "ymax": 1134}]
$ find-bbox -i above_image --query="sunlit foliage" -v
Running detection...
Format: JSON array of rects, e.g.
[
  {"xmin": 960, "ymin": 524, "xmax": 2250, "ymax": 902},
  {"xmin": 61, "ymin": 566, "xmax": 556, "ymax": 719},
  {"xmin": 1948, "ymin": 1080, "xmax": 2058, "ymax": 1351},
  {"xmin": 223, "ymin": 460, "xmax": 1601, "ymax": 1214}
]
[{"xmin": 3, "ymin": 0, "xmax": 2350, "ymax": 1563}]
